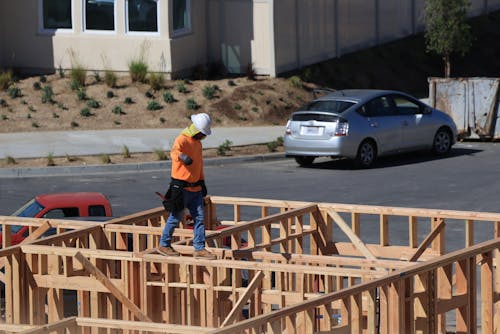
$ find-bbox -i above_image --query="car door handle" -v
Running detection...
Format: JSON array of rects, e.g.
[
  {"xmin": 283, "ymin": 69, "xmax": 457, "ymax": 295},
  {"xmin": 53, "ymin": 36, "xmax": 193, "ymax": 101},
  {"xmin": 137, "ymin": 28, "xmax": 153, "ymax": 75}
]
[{"xmin": 370, "ymin": 122, "xmax": 378, "ymax": 128}]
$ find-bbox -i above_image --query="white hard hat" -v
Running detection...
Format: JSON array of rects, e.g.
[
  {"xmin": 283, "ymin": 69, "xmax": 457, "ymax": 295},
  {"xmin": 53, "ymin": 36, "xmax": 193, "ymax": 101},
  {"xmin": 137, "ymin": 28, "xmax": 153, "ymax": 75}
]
[{"xmin": 191, "ymin": 113, "xmax": 212, "ymax": 135}]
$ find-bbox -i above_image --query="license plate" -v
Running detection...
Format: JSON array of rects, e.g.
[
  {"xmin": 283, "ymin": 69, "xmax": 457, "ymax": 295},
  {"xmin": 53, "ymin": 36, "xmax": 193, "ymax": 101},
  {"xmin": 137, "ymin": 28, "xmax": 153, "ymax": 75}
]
[{"xmin": 301, "ymin": 126, "xmax": 323, "ymax": 135}]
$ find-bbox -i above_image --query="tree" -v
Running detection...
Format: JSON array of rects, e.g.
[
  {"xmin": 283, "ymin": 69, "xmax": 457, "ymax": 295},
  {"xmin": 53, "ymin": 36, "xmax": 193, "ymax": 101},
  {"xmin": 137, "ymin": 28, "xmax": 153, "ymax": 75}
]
[{"xmin": 424, "ymin": 0, "xmax": 473, "ymax": 78}]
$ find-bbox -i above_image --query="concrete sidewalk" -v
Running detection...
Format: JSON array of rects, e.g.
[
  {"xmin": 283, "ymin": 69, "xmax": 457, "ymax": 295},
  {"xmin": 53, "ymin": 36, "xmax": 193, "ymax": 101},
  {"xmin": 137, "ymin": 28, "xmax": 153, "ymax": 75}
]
[{"xmin": 0, "ymin": 126, "xmax": 285, "ymax": 159}]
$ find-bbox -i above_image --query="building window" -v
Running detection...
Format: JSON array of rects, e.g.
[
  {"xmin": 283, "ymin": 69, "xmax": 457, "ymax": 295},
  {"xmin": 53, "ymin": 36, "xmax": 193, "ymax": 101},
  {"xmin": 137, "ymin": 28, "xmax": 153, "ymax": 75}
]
[
  {"xmin": 172, "ymin": 0, "xmax": 190, "ymax": 35},
  {"xmin": 85, "ymin": 0, "xmax": 115, "ymax": 31},
  {"xmin": 41, "ymin": 0, "xmax": 72, "ymax": 30},
  {"xmin": 127, "ymin": 0, "xmax": 158, "ymax": 32}
]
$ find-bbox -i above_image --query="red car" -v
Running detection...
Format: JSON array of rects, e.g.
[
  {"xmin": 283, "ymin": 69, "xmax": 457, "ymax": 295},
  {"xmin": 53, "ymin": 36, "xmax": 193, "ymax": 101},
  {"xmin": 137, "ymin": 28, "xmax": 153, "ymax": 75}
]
[{"xmin": 2, "ymin": 192, "xmax": 113, "ymax": 246}]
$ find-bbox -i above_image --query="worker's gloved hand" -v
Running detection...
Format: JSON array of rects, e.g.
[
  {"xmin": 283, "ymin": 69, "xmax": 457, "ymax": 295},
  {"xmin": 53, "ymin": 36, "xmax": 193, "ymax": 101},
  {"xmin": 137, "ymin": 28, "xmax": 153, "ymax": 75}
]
[
  {"xmin": 179, "ymin": 153, "xmax": 193, "ymax": 165},
  {"xmin": 200, "ymin": 180, "xmax": 208, "ymax": 197}
]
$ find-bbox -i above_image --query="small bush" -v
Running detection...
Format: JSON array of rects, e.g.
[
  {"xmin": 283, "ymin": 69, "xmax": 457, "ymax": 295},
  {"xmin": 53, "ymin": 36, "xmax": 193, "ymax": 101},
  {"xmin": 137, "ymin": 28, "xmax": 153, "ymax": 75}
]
[
  {"xmin": 186, "ymin": 98, "xmax": 199, "ymax": 110},
  {"xmin": 122, "ymin": 145, "xmax": 131, "ymax": 158},
  {"xmin": 41, "ymin": 86, "xmax": 54, "ymax": 103},
  {"xmin": 0, "ymin": 71, "xmax": 13, "ymax": 90},
  {"xmin": 66, "ymin": 154, "xmax": 78, "ymax": 162},
  {"xmin": 160, "ymin": 117, "xmax": 166, "ymax": 124},
  {"xmin": 234, "ymin": 104, "xmax": 242, "ymax": 110},
  {"xmin": 124, "ymin": 97, "xmax": 134, "ymax": 104},
  {"xmin": 93, "ymin": 70, "xmax": 101, "ymax": 83},
  {"xmin": 100, "ymin": 154, "xmax": 111, "ymax": 164},
  {"xmin": 0, "ymin": 99, "xmax": 7, "ymax": 107},
  {"xmin": 148, "ymin": 72, "xmax": 165, "ymax": 90},
  {"xmin": 27, "ymin": 113, "xmax": 31, "ymax": 119},
  {"xmin": 76, "ymin": 88, "xmax": 87, "ymax": 101},
  {"xmin": 39, "ymin": 75, "xmax": 47, "ymax": 83},
  {"xmin": 106, "ymin": 90, "xmax": 114, "ymax": 98},
  {"xmin": 147, "ymin": 100, "xmax": 162, "ymax": 111},
  {"xmin": 31, "ymin": 121, "xmax": 39, "ymax": 128},
  {"xmin": 5, "ymin": 156, "xmax": 16, "ymax": 165},
  {"xmin": 80, "ymin": 107, "xmax": 92, "ymax": 117},
  {"xmin": 276, "ymin": 136, "xmax": 284, "ymax": 146},
  {"xmin": 112, "ymin": 105, "xmax": 124, "ymax": 115},
  {"xmin": 86, "ymin": 98, "xmax": 101, "ymax": 109},
  {"xmin": 70, "ymin": 79, "xmax": 81, "ymax": 91},
  {"xmin": 162, "ymin": 91, "xmax": 175, "ymax": 103},
  {"xmin": 46, "ymin": 152, "xmax": 55, "ymax": 166},
  {"xmin": 53, "ymin": 112, "xmax": 60, "ymax": 118},
  {"xmin": 114, "ymin": 120, "xmax": 121, "ymax": 125},
  {"xmin": 70, "ymin": 121, "xmax": 79, "ymax": 128},
  {"xmin": 70, "ymin": 66, "xmax": 87, "ymax": 87},
  {"xmin": 145, "ymin": 91, "xmax": 154, "ymax": 98},
  {"xmin": 202, "ymin": 84, "xmax": 218, "ymax": 100},
  {"xmin": 227, "ymin": 80, "xmax": 236, "ymax": 87},
  {"xmin": 8, "ymin": 85, "xmax": 22, "ymax": 98},
  {"xmin": 176, "ymin": 82, "xmax": 187, "ymax": 93},
  {"xmin": 2, "ymin": 114, "xmax": 8, "ymax": 120},
  {"xmin": 104, "ymin": 70, "xmax": 118, "ymax": 88},
  {"xmin": 154, "ymin": 149, "xmax": 167, "ymax": 160},
  {"xmin": 267, "ymin": 141, "xmax": 278, "ymax": 152},
  {"xmin": 288, "ymin": 75, "xmax": 303, "ymax": 88},
  {"xmin": 252, "ymin": 106, "xmax": 259, "ymax": 113},
  {"xmin": 217, "ymin": 140, "xmax": 233, "ymax": 156},
  {"xmin": 57, "ymin": 102, "xmax": 68, "ymax": 110},
  {"xmin": 129, "ymin": 60, "xmax": 148, "ymax": 82},
  {"xmin": 33, "ymin": 82, "xmax": 42, "ymax": 90}
]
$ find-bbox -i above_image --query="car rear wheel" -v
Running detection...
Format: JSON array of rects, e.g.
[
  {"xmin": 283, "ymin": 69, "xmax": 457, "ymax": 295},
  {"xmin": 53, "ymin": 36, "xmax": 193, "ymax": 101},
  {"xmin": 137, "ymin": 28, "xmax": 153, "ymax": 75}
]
[
  {"xmin": 433, "ymin": 128, "xmax": 452, "ymax": 154},
  {"xmin": 294, "ymin": 156, "xmax": 315, "ymax": 167},
  {"xmin": 355, "ymin": 140, "xmax": 377, "ymax": 168}
]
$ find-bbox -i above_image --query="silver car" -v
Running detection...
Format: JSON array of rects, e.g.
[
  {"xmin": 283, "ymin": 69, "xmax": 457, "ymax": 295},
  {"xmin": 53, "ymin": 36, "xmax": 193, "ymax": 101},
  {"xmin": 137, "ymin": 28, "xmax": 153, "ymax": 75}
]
[{"xmin": 284, "ymin": 89, "xmax": 458, "ymax": 168}]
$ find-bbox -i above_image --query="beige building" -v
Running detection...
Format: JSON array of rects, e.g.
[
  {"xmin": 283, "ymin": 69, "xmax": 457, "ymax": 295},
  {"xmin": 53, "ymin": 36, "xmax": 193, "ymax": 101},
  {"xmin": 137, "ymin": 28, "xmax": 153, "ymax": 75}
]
[{"xmin": 0, "ymin": 0, "xmax": 499, "ymax": 78}]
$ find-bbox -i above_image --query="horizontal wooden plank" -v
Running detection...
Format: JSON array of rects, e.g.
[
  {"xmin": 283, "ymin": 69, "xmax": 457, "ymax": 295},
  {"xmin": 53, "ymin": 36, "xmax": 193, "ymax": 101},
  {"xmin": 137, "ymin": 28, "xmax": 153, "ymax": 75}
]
[{"xmin": 33, "ymin": 274, "xmax": 124, "ymax": 292}]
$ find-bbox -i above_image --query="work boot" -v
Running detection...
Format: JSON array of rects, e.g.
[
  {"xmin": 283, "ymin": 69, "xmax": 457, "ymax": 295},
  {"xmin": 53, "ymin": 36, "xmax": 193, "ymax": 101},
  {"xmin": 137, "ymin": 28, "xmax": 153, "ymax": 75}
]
[
  {"xmin": 157, "ymin": 246, "xmax": 180, "ymax": 256},
  {"xmin": 194, "ymin": 248, "xmax": 216, "ymax": 260}
]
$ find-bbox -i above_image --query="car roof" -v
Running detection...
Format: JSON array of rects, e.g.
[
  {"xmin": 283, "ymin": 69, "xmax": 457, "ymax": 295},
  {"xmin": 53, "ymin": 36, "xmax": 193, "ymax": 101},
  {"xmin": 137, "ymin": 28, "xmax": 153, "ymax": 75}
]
[
  {"xmin": 35, "ymin": 192, "xmax": 108, "ymax": 207},
  {"xmin": 316, "ymin": 89, "xmax": 410, "ymax": 104}
]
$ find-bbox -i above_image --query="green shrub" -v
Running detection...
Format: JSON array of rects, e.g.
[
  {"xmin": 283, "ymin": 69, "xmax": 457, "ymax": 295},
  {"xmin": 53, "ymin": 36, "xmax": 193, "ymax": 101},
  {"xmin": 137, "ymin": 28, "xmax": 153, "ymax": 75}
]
[
  {"xmin": 252, "ymin": 106, "xmax": 259, "ymax": 112},
  {"xmin": 46, "ymin": 152, "xmax": 55, "ymax": 166},
  {"xmin": 176, "ymin": 82, "xmax": 187, "ymax": 93},
  {"xmin": 104, "ymin": 70, "xmax": 118, "ymax": 88},
  {"xmin": 276, "ymin": 136, "xmax": 284, "ymax": 146},
  {"xmin": 100, "ymin": 154, "xmax": 111, "ymax": 164},
  {"xmin": 93, "ymin": 71, "xmax": 101, "ymax": 83},
  {"xmin": 39, "ymin": 75, "xmax": 47, "ymax": 83},
  {"xmin": 186, "ymin": 98, "xmax": 199, "ymax": 110},
  {"xmin": 8, "ymin": 85, "xmax": 22, "ymax": 98},
  {"xmin": 129, "ymin": 60, "xmax": 148, "ymax": 82},
  {"xmin": 57, "ymin": 102, "xmax": 68, "ymax": 110},
  {"xmin": 162, "ymin": 91, "xmax": 175, "ymax": 103},
  {"xmin": 288, "ymin": 75, "xmax": 303, "ymax": 88},
  {"xmin": 147, "ymin": 100, "xmax": 162, "ymax": 111},
  {"xmin": 202, "ymin": 84, "xmax": 218, "ymax": 100},
  {"xmin": 0, "ymin": 71, "xmax": 13, "ymax": 90},
  {"xmin": 5, "ymin": 156, "xmax": 16, "ymax": 165},
  {"xmin": 148, "ymin": 72, "xmax": 164, "ymax": 90},
  {"xmin": 27, "ymin": 113, "xmax": 31, "ymax": 119},
  {"xmin": 33, "ymin": 82, "xmax": 42, "ymax": 90},
  {"xmin": 86, "ymin": 98, "xmax": 101, "ymax": 109},
  {"xmin": 154, "ymin": 149, "xmax": 167, "ymax": 160},
  {"xmin": 0, "ymin": 98, "xmax": 7, "ymax": 107},
  {"xmin": 112, "ymin": 105, "xmax": 124, "ymax": 115},
  {"xmin": 114, "ymin": 120, "xmax": 121, "ymax": 125},
  {"xmin": 234, "ymin": 104, "xmax": 242, "ymax": 110},
  {"xmin": 217, "ymin": 140, "xmax": 233, "ymax": 156},
  {"xmin": 106, "ymin": 90, "xmax": 114, "ymax": 98},
  {"xmin": 124, "ymin": 97, "xmax": 134, "ymax": 104},
  {"xmin": 70, "ymin": 79, "xmax": 81, "ymax": 91},
  {"xmin": 122, "ymin": 145, "xmax": 131, "ymax": 158},
  {"xmin": 227, "ymin": 80, "xmax": 236, "ymax": 87},
  {"xmin": 160, "ymin": 117, "xmax": 166, "ymax": 124},
  {"xmin": 267, "ymin": 141, "xmax": 279, "ymax": 152},
  {"xmin": 76, "ymin": 88, "xmax": 87, "ymax": 101},
  {"xmin": 80, "ymin": 107, "xmax": 92, "ymax": 117},
  {"xmin": 145, "ymin": 91, "xmax": 154, "ymax": 98},
  {"xmin": 70, "ymin": 66, "xmax": 87, "ymax": 87},
  {"xmin": 41, "ymin": 86, "xmax": 54, "ymax": 103},
  {"xmin": 2, "ymin": 114, "xmax": 8, "ymax": 120},
  {"xmin": 70, "ymin": 121, "xmax": 79, "ymax": 128},
  {"xmin": 31, "ymin": 121, "xmax": 39, "ymax": 128},
  {"xmin": 53, "ymin": 112, "xmax": 60, "ymax": 118}
]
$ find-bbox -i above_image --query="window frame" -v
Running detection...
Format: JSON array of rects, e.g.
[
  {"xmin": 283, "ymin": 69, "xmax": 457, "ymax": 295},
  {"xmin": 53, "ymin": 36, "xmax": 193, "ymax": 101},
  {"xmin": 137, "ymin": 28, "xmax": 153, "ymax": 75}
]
[
  {"xmin": 125, "ymin": 0, "xmax": 160, "ymax": 35},
  {"xmin": 38, "ymin": 0, "xmax": 74, "ymax": 34},
  {"xmin": 83, "ymin": 0, "xmax": 117, "ymax": 34},
  {"xmin": 171, "ymin": 0, "xmax": 191, "ymax": 37}
]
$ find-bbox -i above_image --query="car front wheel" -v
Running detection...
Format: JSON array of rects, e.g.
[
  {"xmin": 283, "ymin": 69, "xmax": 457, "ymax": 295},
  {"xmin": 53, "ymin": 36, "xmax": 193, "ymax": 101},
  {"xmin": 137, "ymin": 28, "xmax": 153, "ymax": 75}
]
[
  {"xmin": 433, "ymin": 128, "xmax": 452, "ymax": 154},
  {"xmin": 294, "ymin": 156, "xmax": 315, "ymax": 167},
  {"xmin": 355, "ymin": 140, "xmax": 377, "ymax": 168}
]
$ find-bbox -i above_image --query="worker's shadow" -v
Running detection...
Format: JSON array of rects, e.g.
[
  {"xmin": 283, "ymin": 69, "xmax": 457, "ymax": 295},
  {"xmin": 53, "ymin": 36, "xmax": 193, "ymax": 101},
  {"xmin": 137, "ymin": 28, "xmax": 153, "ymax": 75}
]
[{"xmin": 305, "ymin": 147, "xmax": 482, "ymax": 170}]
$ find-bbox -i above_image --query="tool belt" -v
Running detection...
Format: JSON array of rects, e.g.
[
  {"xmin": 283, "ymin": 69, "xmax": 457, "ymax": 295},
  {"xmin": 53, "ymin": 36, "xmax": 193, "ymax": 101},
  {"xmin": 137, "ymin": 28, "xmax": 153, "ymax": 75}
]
[
  {"xmin": 170, "ymin": 178, "xmax": 204, "ymax": 188},
  {"xmin": 162, "ymin": 178, "xmax": 204, "ymax": 212}
]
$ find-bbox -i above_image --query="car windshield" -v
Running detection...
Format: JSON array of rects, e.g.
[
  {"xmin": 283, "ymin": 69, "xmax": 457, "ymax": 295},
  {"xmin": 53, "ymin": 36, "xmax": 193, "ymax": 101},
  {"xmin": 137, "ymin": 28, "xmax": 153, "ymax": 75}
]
[{"xmin": 299, "ymin": 100, "xmax": 354, "ymax": 114}]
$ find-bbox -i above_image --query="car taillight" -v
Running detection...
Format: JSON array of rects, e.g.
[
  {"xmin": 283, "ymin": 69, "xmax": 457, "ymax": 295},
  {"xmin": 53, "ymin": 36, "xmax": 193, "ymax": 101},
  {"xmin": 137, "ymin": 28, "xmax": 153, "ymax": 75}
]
[
  {"xmin": 285, "ymin": 121, "xmax": 291, "ymax": 135},
  {"xmin": 335, "ymin": 121, "xmax": 349, "ymax": 136}
]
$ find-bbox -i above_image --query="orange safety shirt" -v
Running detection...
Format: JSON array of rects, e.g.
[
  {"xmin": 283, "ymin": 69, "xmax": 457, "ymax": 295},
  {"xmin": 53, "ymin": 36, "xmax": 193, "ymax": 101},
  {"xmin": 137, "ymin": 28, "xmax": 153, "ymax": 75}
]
[{"xmin": 170, "ymin": 133, "xmax": 204, "ymax": 192}]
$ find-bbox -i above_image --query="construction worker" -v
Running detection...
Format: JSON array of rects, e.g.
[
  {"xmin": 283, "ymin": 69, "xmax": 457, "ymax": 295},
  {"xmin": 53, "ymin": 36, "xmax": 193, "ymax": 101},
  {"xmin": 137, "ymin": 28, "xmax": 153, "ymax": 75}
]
[{"xmin": 158, "ymin": 113, "xmax": 216, "ymax": 260}]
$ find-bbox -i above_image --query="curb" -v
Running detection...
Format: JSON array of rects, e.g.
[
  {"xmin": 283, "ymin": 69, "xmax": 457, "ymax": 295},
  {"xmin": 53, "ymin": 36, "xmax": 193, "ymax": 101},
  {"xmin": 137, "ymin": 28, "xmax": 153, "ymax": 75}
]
[{"xmin": 0, "ymin": 153, "xmax": 286, "ymax": 178}]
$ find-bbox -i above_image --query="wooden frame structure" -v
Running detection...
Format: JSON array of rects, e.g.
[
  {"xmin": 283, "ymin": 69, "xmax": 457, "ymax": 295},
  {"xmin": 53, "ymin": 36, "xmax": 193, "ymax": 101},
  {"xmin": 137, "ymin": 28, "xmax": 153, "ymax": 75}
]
[{"xmin": 1, "ymin": 196, "xmax": 500, "ymax": 333}]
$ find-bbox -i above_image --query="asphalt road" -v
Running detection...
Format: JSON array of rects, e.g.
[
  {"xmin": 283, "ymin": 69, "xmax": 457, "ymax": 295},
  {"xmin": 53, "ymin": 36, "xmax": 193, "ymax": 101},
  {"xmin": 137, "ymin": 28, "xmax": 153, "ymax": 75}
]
[{"xmin": 1, "ymin": 141, "xmax": 500, "ymax": 251}]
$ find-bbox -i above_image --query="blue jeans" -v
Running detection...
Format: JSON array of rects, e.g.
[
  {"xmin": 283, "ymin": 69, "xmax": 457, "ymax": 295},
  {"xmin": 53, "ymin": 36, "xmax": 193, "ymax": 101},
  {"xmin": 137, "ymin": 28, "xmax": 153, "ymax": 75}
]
[{"xmin": 160, "ymin": 190, "xmax": 206, "ymax": 251}]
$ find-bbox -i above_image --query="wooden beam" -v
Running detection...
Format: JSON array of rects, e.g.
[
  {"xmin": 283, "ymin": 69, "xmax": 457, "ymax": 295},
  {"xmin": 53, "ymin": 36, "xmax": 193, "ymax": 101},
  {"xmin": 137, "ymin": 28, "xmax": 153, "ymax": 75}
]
[
  {"xmin": 74, "ymin": 251, "xmax": 152, "ymax": 322},
  {"xmin": 16, "ymin": 317, "xmax": 77, "ymax": 334},
  {"xmin": 408, "ymin": 220, "xmax": 445, "ymax": 262},
  {"xmin": 222, "ymin": 271, "xmax": 264, "ymax": 327}
]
